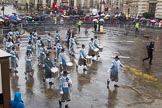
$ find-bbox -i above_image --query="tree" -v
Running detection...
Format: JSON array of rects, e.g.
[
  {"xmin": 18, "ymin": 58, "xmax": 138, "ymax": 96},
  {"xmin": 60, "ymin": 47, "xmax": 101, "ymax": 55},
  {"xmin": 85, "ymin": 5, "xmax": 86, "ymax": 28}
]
[{"xmin": 143, "ymin": 12, "xmax": 155, "ymax": 19}]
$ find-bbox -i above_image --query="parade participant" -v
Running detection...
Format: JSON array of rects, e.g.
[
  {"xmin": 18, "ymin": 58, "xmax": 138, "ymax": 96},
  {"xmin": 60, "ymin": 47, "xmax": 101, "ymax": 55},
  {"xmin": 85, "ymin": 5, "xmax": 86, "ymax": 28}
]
[
  {"xmin": 88, "ymin": 38, "xmax": 95, "ymax": 58},
  {"xmin": 69, "ymin": 35, "xmax": 76, "ymax": 56},
  {"xmin": 25, "ymin": 50, "xmax": 33, "ymax": 76},
  {"xmin": 93, "ymin": 36, "xmax": 100, "ymax": 60},
  {"xmin": 93, "ymin": 36, "xmax": 99, "ymax": 48},
  {"xmin": 14, "ymin": 29, "xmax": 20, "ymax": 44},
  {"xmin": 6, "ymin": 38, "xmax": 13, "ymax": 53},
  {"xmin": 54, "ymin": 30, "xmax": 60, "ymax": 44},
  {"xmin": 55, "ymin": 40, "xmax": 63, "ymax": 61},
  {"xmin": 10, "ymin": 46, "xmax": 19, "ymax": 73},
  {"xmin": 39, "ymin": 43, "xmax": 46, "ymax": 68},
  {"xmin": 44, "ymin": 53, "xmax": 54, "ymax": 85},
  {"xmin": 143, "ymin": 41, "xmax": 155, "ymax": 65},
  {"xmin": 7, "ymin": 30, "xmax": 13, "ymax": 40},
  {"xmin": 10, "ymin": 92, "xmax": 25, "ymax": 108},
  {"xmin": 32, "ymin": 30, "xmax": 38, "ymax": 37},
  {"xmin": 66, "ymin": 29, "xmax": 71, "ymax": 47},
  {"xmin": 78, "ymin": 44, "xmax": 87, "ymax": 71},
  {"xmin": 107, "ymin": 56, "xmax": 124, "ymax": 88},
  {"xmin": 37, "ymin": 37, "xmax": 42, "ymax": 54},
  {"xmin": 58, "ymin": 48, "xmax": 68, "ymax": 73},
  {"xmin": 3, "ymin": 34, "xmax": 8, "ymax": 50},
  {"xmin": 28, "ymin": 32, "xmax": 33, "ymax": 43},
  {"xmin": 26, "ymin": 41, "xmax": 34, "ymax": 56},
  {"xmin": 32, "ymin": 34, "xmax": 37, "ymax": 49},
  {"xmin": 59, "ymin": 71, "xmax": 72, "ymax": 108},
  {"xmin": 46, "ymin": 33, "xmax": 52, "ymax": 49}
]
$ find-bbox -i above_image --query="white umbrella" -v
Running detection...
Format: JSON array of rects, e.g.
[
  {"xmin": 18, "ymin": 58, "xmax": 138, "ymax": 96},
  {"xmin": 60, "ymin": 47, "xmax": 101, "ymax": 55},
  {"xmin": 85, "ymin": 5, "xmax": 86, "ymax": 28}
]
[
  {"xmin": 105, "ymin": 14, "xmax": 110, "ymax": 17},
  {"xmin": 101, "ymin": 13, "xmax": 105, "ymax": 16},
  {"xmin": 93, "ymin": 19, "xmax": 98, "ymax": 22},
  {"xmin": 99, "ymin": 18, "xmax": 104, "ymax": 22}
]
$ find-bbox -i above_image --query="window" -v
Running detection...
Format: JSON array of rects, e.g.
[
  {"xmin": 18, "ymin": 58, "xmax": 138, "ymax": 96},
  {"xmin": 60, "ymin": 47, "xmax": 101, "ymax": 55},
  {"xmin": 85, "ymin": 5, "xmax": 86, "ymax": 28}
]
[{"xmin": 149, "ymin": 3, "xmax": 156, "ymax": 14}]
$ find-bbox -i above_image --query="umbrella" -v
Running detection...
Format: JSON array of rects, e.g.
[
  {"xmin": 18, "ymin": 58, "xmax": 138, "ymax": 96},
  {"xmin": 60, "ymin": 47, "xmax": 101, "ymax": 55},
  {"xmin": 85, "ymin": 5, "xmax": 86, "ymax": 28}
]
[
  {"xmin": 160, "ymin": 20, "xmax": 162, "ymax": 23},
  {"xmin": 99, "ymin": 18, "xmax": 104, "ymax": 22},
  {"xmin": 27, "ymin": 16, "xmax": 32, "ymax": 19},
  {"xmin": 150, "ymin": 20, "xmax": 156, "ymax": 23},
  {"xmin": 93, "ymin": 19, "xmax": 98, "ymax": 22},
  {"xmin": 140, "ymin": 17, "xmax": 146, "ymax": 20},
  {"xmin": 101, "ymin": 13, "xmax": 105, "ymax": 16},
  {"xmin": 9, "ymin": 15, "xmax": 17, "ymax": 20},
  {"xmin": 0, "ymin": 18, "xmax": 4, "ymax": 22},
  {"xmin": 0, "ymin": 16, "xmax": 5, "ymax": 19},
  {"xmin": 94, "ymin": 15, "xmax": 99, "ymax": 18}
]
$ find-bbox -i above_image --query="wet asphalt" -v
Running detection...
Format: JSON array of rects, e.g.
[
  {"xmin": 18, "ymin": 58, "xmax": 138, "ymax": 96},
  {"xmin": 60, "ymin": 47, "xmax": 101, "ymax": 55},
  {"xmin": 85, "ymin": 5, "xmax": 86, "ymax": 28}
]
[{"xmin": 10, "ymin": 26, "xmax": 162, "ymax": 108}]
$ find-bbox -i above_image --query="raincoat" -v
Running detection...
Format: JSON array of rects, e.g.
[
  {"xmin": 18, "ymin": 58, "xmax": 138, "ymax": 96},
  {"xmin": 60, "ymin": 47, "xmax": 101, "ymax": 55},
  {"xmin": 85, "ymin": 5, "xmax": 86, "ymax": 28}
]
[
  {"xmin": 46, "ymin": 35, "xmax": 52, "ymax": 48},
  {"xmin": 14, "ymin": 31, "xmax": 20, "ymax": 43},
  {"xmin": 26, "ymin": 44, "xmax": 33, "ymax": 55},
  {"xmin": 93, "ymin": 38, "xmax": 99, "ymax": 48},
  {"xmin": 25, "ymin": 55, "xmax": 33, "ymax": 73},
  {"xmin": 28, "ymin": 35, "xmax": 33, "ymax": 43},
  {"xmin": 10, "ymin": 92, "xmax": 25, "ymax": 108},
  {"xmin": 54, "ymin": 33, "xmax": 60, "ymax": 44},
  {"xmin": 78, "ymin": 48, "xmax": 87, "ymax": 66},
  {"xmin": 108, "ymin": 60, "xmax": 124, "ymax": 82},
  {"xmin": 88, "ymin": 41, "xmax": 95, "ymax": 56},
  {"xmin": 8, "ymin": 31, "xmax": 13, "ymax": 39},
  {"xmin": 10, "ymin": 50, "xmax": 18, "ymax": 69},
  {"xmin": 6, "ymin": 41, "xmax": 13, "ymax": 53},
  {"xmin": 39, "ymin": 47, "xmax": 46, "ymax": 64},
  {"xmin": 56, "ymin": 43, "xmax": 62, "ymax": 60},
  {"xmin": 59, "ymin": 75, "xmax": 72, "ymax": 101},
  {"xmin": 58, "ymin": 52, "xmax": 67, "ymax": 65},
  {"xmin": 44, "ymin": 57, "xmax": 54, "ymax": 78}
]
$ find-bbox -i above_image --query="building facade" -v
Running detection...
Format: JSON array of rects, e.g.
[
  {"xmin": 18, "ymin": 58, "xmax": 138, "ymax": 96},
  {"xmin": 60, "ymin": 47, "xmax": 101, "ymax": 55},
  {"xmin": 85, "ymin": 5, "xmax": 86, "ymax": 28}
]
[{"xmin": 123, "ymin": 0, "xmax": 162, "ymax": 18}]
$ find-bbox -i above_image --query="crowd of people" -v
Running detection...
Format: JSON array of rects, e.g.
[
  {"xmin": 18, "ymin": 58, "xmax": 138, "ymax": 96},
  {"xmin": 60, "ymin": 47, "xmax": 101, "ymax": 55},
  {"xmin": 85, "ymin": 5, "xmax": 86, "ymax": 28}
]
[
  {"xmin": 3, "ymin": 21, "xmax": 155, "ymax": 108},
  {"xmin": 3, "ymin": 27, "xmax": 108, "ymax": 108}
]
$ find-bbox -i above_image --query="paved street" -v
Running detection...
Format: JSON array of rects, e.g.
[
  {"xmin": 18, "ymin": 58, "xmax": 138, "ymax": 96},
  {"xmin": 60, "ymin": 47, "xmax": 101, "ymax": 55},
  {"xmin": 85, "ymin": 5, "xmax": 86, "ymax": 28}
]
[{"xmin": 8, "ymin": 26, "xmax": 162, "ymax": 108}]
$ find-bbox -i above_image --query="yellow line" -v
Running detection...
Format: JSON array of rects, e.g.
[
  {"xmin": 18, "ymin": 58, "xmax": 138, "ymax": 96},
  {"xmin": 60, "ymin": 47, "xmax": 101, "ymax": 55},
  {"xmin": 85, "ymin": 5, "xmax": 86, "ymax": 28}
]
[{"xmin": 125, "ymin": 64, "xmax": 158, "ymax": 81}]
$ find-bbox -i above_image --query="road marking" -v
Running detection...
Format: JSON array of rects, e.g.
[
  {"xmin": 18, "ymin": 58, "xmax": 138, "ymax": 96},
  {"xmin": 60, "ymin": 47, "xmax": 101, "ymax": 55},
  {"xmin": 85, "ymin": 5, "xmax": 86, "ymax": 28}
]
[
  {"xmin": 125, "ymin": 64, "xmax": 158, "ymax": 81},
  {"xmin": 108, "ymin": 41, "xmax": 134, "ymax": 43},
  {"xmin": 110, "ymin": 56, "xmax": 130, "ymax": 59}
]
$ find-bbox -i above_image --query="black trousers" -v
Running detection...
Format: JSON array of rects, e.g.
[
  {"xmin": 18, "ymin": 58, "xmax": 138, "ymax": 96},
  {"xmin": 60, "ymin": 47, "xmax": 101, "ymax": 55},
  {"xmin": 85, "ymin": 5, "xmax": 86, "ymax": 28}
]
[
  {"xmin": 78, "ymin": 25, "xmax": 80, "ymax": 33},
  {"xmin": 143, "ymin": 52, "xmax": 153, "ymax": 64}
]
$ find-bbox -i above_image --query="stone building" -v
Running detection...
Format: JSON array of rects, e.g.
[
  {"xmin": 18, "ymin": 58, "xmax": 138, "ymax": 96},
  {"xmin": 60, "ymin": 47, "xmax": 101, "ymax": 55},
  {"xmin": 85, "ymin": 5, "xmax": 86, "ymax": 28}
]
[{"xmin": 123, "ymin": 0, "xmax": 162, "ymax": 18}]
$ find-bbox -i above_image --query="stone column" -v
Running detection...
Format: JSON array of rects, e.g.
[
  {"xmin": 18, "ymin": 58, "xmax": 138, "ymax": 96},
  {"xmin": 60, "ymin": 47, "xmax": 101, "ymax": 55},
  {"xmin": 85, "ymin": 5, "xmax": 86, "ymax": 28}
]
[{"xmin": 155, "ymin": 0, "xmax": 162, "ymax": 18}]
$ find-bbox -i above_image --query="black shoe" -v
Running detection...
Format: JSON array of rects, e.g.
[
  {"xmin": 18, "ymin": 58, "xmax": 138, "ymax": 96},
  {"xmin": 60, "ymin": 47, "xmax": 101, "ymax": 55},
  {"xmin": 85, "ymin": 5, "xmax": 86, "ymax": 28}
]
[
  {"xmin": 49, "ymin": 82, "xmax": 54, "ymax": 85},
  {"xmin": 149, "ymin": 63, "xmax": 152, "ymax": 65},
  {"xmin": 65, "ymin": 104, "xmax": 69, "ymax": 108},
  {"xmin": 59, "ymin": 100, "xmax": 62, "ymax": 107},
  {"xmin": 114, "ymin": 84, "xmax": 119, "ymax": 88}
]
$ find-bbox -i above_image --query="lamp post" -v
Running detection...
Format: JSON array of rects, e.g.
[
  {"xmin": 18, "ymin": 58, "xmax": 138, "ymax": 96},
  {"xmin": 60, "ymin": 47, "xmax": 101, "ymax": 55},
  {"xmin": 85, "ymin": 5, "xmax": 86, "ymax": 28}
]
[{"xmin": 1, "ymin": 0, "xmax": 5, "ymax": 16}]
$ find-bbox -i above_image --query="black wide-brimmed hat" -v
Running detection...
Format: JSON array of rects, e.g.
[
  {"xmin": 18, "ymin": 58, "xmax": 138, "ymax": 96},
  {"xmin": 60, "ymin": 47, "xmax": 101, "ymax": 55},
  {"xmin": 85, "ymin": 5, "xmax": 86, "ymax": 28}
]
[
  {"xmin": 63, "ymin": 71, "xmax": 69, "ymax": 75},
  {"xmin": 114, "ymin": 56, "xmax": 120, "ymax": 59}
]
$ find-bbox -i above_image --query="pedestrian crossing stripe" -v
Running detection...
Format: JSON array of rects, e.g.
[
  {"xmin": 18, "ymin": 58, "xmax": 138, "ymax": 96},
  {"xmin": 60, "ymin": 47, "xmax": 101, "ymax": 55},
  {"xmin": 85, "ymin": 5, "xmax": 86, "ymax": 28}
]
[{"xmin": 125, "ymin": 64, "xmax": 158, "ymax": 81}]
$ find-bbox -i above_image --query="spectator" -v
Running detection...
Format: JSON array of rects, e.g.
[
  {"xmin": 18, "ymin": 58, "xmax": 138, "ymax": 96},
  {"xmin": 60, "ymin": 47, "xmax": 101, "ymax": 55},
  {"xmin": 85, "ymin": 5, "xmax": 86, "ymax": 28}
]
[{"xmin": 10, "ymin": 92, "xmax": 25, "ymax": 108}]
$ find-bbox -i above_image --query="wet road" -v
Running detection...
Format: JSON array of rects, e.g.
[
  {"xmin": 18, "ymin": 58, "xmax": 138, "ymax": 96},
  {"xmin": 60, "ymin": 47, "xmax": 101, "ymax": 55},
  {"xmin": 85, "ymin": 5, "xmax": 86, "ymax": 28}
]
[{"xmin": 10, "ymin": 27, "xmax": 162, "ymax": 108}]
